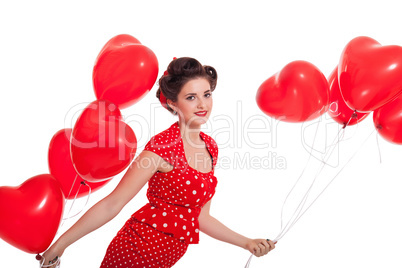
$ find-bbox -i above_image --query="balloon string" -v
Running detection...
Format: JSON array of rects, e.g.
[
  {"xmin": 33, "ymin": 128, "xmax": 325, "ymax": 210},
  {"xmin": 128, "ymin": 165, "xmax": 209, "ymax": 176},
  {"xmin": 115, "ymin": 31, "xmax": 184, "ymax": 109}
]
[
  {"xmin": 58, "ymin": 174, "xmax": 79, "ymax": 231},
  {"xmin": 278, "ymin": 128, "xmax": 376, "ymax": 240},
  {"xmin": 279, "ymin": 115, "xmax": 348, "ymax": 237},
  {"xmin": 275, "ymin": 127, "xmax": 375, "ymax": 242},
  {"xmin": 275, "ymin": 129, "xmax": 345, "ymax": 241},
  {"xmin": 66, "ymin": 175, "xmax": 78, "ymax": 200},
  {"xmin": 376, "ymin": 131, "xmax": 382, "ymax": 164},
  {"xmin": 279, "ymin": 119, "xmax": 320, "ymax": 230},
  {"xmin": 244, "ymin": 250, "xmax": 274, "ymax": 268},
  {"xmin": 342, "ymin": 112, "xmax": 355, "ymax": 130},
  {"xmin": 276, "ymin": 122, "xmax": 349, "ymax": 241},
  {"xmin": 39, "ymin": 257, "xmax": 61, "ymax": 268},
  {"xmin": 246, "ymin": 118, "xmax": 325, "ymax": 268},
  {"xmin": 274, "ymin": 125, "xmax": 346, "ymax": 242},
  {"xmin": 245, "ymin": 114, "xmax": 359, "ymax": 267},
  {"xmin": 244, "ymin": 254, "xmax": 253, "ymax": 268},
  {"xmin": 279, "ymin": 119, "xmax": 323, "ymax": 232},
  {"xmin": 62, "ymin": 179, "xmax": 82, "ymax": 221},
  {"xmin": 61, "ymin": 174, "xmax": 78, "ymax": 220},
  {"xmin": 276, "ymin": 111, "xmax": 358, "ymax": 241},
  {"xmin": 62, "ymin": 181, "xmax": 92, "ymax": 221}
]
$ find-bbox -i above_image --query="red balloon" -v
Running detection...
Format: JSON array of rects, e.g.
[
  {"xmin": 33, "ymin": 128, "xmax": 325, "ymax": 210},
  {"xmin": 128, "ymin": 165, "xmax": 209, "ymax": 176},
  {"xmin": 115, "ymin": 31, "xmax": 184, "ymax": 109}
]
[
  {"xmin": 373, "ymin": 94, "xmax": 402, "ymax": 144},
  {"xmin": 48, "ymin": 128, "xmax": 110, "ymax": 199},
  {"xmin": 93, "ymin": 34, "xmax": 159, "ymax": 109},
  {"xmin": 0, "ymin": 174, "xmax": 64, "ymax": 254},
  {"xmin": 338, "ymin": 36, "xmax": 402, "ymax": 112},
  {"xmin": 95, "ymin": 34, "xmax": 141, "ymax": 63},
  {"xmin": 256, "ymin": 60, "xmax": 329, "ymax": 122},
  {"xmin": 71, "ymin": 100, "xmax": 137, "ymax": 182},
  {"xmin": 327, "ymin": 67, "xmax": 369, "ymax": 127}
]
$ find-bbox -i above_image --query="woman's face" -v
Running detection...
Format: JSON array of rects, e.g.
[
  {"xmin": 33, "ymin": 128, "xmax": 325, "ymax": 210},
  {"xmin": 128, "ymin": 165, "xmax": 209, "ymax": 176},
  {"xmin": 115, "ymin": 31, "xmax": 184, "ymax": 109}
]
[{"xmin": 168, "ymin": 78, "xmax": 213, "ymax": 128}]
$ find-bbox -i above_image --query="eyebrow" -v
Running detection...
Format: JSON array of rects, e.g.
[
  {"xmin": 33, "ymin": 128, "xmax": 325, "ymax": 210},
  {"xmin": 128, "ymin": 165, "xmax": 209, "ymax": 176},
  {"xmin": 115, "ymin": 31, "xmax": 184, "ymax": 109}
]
[{"xmin": 184, "ymin": 90, "xmax": 211, "ymax": 97}]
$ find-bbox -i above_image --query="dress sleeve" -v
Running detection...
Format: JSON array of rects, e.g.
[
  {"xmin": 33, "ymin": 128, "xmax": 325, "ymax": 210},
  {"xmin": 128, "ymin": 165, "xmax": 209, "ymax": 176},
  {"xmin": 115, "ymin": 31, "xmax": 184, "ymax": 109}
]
[{"xmin": 144, "ymin": 136, "xmax": 176, "ymax": 166}]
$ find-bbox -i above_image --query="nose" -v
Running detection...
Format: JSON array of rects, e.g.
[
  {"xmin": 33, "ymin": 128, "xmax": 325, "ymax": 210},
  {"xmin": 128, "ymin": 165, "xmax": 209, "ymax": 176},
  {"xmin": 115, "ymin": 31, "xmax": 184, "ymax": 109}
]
[{"xmin": 197, "ymin": 96, "xmax": 205, "ymax": 109}]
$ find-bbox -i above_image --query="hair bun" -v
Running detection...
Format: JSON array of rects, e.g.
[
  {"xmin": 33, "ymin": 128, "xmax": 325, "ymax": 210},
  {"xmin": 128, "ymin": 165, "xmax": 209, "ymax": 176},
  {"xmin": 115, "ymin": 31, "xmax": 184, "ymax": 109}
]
[
  {"xmin": 168, "ymin": 57, "xmax": 204, "ymax": 77},
  {"xmin": 204, "ymin": 66, "xmax": 217, "ymax": 80}
]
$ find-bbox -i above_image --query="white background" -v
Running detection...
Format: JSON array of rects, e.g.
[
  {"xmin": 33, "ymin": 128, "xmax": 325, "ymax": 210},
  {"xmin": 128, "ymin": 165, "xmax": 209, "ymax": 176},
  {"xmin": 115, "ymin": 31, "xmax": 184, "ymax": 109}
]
[{"xmin": 1, "ymin": 0, "xmax": 402, "ymax": 267}]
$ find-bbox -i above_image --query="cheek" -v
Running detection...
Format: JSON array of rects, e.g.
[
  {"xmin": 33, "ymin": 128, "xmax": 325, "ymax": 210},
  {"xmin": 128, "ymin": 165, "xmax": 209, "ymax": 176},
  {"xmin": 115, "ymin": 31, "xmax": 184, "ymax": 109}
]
[
  {"xmin": 178, "ymin": 101, "xmax": 196, "ymax": 116},
  {"xmin": 207, "ymin": 98, "xmax": 213, "ymax": 110},
  {"xmin": 185, "ymin": 102, "xmax": 197, "ymax": 111}
]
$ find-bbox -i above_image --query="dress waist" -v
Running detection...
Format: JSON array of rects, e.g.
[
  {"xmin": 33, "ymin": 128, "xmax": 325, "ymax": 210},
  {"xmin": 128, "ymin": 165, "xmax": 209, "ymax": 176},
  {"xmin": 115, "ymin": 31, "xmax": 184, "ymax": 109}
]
[{"xmin": 132, "ymin": 202, "xmax": 201, "ymax": 244}]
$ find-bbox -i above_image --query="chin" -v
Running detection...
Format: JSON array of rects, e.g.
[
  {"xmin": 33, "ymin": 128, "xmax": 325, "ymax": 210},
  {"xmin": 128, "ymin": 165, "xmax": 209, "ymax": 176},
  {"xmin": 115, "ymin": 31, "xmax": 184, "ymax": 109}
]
[{"xmin": 187, "ymin": 116, "xmax": 209, "ymax": 127}]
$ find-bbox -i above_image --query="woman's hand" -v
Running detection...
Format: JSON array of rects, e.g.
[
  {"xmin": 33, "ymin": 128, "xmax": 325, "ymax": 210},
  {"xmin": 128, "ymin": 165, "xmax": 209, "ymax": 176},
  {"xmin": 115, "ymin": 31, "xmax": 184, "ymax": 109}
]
[
  {"xmin": 245, "ymin": 238, "xmax": 276, "ymax": 257},
  {"xmin": 39, "ymin": 243, "xmax": 64, "ymax": 268}
]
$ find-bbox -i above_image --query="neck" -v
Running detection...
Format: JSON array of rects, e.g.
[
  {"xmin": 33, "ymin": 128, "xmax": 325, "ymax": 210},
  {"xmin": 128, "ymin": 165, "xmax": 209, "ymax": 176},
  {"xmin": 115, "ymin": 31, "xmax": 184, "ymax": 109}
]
[{"xmin": 177, "ymin": 119, "xmax": 202, "ymax": 145}]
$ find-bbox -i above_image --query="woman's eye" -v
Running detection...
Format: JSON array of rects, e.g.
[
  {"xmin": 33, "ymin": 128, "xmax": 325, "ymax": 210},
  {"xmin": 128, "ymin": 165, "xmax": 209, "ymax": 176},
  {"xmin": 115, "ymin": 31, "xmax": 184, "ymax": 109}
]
[
  {"xmin": 186, "ymin": 96, "xmax": 195, "ymax": 100},
  {"xmin": 205, "ymin": 93, "xmax": 212, "ymax": 98}
]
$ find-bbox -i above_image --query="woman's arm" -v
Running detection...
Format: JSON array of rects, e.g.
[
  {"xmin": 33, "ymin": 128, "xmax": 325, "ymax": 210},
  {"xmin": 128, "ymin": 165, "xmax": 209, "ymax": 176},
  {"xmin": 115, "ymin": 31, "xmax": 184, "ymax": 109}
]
[
  {"xmin": 198, "ymin": 201, "xmax": 275, "ymax": 257},
  {"xmin": 41, "ymin": 150, "xmax": 162, "ymax": 265}
]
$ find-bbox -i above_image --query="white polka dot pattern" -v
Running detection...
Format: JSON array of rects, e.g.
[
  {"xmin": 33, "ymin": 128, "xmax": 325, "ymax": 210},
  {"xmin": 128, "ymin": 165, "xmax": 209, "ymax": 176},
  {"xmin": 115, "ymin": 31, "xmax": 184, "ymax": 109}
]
[
  {"xmin": 133, "ymin": 121, "xmax": 218, "ymax": 245},
  {"xmin": 100, "ymin": 218, "xmax": 188, "ymax": 268},
  {"xmin": 100, "ymin": 122, "xmax": 219, "ymax": 268}
]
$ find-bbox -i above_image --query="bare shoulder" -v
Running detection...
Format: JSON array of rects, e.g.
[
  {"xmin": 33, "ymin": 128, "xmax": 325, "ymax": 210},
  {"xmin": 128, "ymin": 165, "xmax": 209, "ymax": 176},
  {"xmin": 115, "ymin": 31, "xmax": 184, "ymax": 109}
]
[{"xmin": 134, "ymin": 150, "xmax": 173, "ymax": 173}]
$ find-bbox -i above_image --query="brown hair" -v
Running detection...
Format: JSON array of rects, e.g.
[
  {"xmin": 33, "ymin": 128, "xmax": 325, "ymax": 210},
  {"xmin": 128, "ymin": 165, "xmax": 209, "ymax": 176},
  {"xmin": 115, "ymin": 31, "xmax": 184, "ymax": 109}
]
[{"xmin": 157, "ymin": 57, "xmax": 218, "ymax": 113}]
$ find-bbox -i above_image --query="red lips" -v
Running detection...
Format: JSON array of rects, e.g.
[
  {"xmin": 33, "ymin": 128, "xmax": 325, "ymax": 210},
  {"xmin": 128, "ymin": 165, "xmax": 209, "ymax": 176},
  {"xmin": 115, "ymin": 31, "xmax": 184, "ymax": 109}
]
[{"xmin": 195, "ymin": 111, "xmax": 207, "ymax": 116}]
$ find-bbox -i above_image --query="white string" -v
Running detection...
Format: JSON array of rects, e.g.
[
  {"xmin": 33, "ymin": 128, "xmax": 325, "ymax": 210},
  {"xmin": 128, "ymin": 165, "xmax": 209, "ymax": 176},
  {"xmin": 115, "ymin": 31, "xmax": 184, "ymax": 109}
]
[
  {"xmin": 245, "ymin": 119, "xmax": 323, "ymax": 268},
  {"xmin": 375, "ymin": 131, "xmax": 382, "ymax": 164},
  {"xmin": 278, "ymin": 128, "xmax": 376, "ymax": 238},
  {"xmin": 244, "ymin": 251, "xmax": 273, "ymax": 268},
  {"xmin": 66, "ymin": 175, "xmax": 78, "ymax": 200},
  {"xmin": 58, "ymin": 180, "xmax": 92, "ymax": 232},
  {"xmin": 244, "ymin": 254, "xmax": 253, "ymax": 268},
  {"xmin": 274, "ymin": 126, "xmax": 346, "ymax": 241},
  {"xmin": 39, "ymin": 257, "xmax": 61, "ymax": 268},
  {"xmin": 62, "ymin": 181, "xmax": 83, "ymax": 221},
  {"xmin": 279, "ymin": 120, "xmax": 321, "ymax": 230},
  {"xmin": 244, "ymin": 113, "xmax": 362, "ymax": 267},
  {"xmin": 62, "ymin": 182, "xmax": 92, "ymax": 220},
  {"xmin": 37, "ymin": 181, "xmax": 93, "ymax": 267},
  {"xmin": 59, "ymin": 175, "xmax": 79, "ymax": 229},
  {"xmin": 275, "ymin": 113, "xmax": 357, "ymax": 242}
]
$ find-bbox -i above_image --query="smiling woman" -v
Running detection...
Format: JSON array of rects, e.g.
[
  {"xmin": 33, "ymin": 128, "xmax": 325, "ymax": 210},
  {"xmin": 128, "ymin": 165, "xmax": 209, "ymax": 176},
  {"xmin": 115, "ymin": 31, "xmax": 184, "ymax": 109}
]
[
  {"xmin": 169, "ymin": 78, "xmax": 213, "ymax": 129},
  {"xmin": 40, "ymin": 57, "xmax": 275, "ymax": 268}
]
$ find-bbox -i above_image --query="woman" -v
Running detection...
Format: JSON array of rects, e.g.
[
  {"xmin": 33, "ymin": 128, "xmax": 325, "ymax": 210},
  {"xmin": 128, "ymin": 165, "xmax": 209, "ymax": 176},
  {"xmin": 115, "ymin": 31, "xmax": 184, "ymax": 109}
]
[{"xmin": 41, "ymin": 57, "xmax": 275, "ymax": 267}]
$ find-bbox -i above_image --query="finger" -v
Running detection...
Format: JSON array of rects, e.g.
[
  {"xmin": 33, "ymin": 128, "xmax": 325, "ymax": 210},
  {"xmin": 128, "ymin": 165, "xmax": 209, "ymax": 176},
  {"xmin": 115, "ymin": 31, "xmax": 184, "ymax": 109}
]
[
  {"xmin": 259, "ymin": 240, "xmax": 270, "ymax": 255},
  {"xmin": 268, "ymin": 240, "xmax": 276, "ymax": 251},
  {"xmin": 253, "ymin": 245, "xmax": 262, "ymax": 257},
  {"xmin": 50, "ymin": 256, "xmax": 59, "ymax": 267},
  {"xmin": 255, "ymin": 242, "xmax": 266, "ymax": 257},
  {"xmin": 39, "ymin": 257, "xmax": 46, "ymax": 268}
]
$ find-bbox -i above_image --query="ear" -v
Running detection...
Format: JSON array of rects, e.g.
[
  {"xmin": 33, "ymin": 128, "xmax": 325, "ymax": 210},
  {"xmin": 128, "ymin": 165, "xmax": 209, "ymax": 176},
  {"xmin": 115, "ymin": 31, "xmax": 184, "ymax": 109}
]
[{"xmin": 167, "ymin": 99, "xmax": 177, "ymax": 110}]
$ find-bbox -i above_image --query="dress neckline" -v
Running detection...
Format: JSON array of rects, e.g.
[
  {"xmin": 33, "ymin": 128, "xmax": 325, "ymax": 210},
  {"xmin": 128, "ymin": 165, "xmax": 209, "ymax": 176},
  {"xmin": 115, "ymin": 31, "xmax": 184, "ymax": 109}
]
[{"xmin": 173, "ymin": 122, "xmax": 214, "ymax": 175}]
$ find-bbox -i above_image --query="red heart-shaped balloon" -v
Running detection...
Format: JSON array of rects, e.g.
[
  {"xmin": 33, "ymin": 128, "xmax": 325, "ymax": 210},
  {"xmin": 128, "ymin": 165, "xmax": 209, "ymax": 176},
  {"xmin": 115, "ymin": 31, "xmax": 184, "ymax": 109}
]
[
  {"xmin": 256, "ymin": 60, "xmax": 329, "ymax": 122},
  {"xmin": 95, "ymin": 34, "xmax": 141, "ymax": 63},
  {"xmin": 93, "ymin": 34, "xmax": 159, "ymax": 109},
  {"xmin": 48, "ymin": 128, "xmax": 110, "ymax": 199},
  {"xmin": 373, "ymin": 94, "xmax": 402, "ymax": 144},
  {"xmin": 0, "ymin": 174, "xmax": 64, "ymax": 254},
  {"xmin": 71, "ymin": 100, "xmax": 137, "ymax": 182},
  {"xmin": 327, "ymin": 67, "xmax": 369, "ymax": 127},
  {"xmin": 338, "ymin": 36, "xmax": 402, "ymax": 112}
]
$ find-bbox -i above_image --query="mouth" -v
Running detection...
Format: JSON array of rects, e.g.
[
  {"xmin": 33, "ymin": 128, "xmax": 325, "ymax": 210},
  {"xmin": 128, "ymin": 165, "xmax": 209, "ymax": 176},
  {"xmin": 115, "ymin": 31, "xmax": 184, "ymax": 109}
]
[{"xmin": 194, "ymin": 111, "xmax": 208, "ymax": 117}]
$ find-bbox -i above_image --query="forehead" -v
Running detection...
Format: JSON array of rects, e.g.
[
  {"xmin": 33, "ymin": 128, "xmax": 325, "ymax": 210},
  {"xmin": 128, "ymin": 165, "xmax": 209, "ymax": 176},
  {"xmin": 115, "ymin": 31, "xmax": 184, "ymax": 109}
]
[{"xmin": 180, "ymin": 78, "xmax": 211, "ymax": 95}]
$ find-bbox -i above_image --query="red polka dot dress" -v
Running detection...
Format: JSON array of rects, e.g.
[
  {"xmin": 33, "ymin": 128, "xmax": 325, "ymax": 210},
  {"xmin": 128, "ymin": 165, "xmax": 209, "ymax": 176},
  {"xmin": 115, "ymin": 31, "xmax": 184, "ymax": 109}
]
[{"xmin": 100, "ymin": 122, "xmax": 218, "ymax": 268}]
